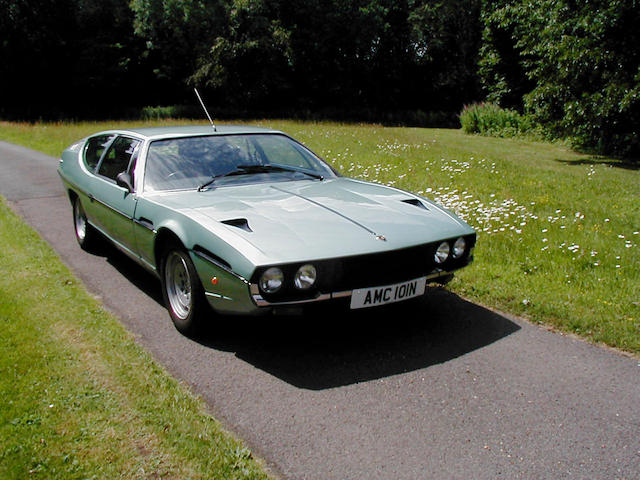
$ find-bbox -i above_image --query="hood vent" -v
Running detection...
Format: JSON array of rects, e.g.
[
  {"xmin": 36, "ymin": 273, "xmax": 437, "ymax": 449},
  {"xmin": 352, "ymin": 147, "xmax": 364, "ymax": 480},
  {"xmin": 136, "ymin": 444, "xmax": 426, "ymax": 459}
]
[
  {"xmin": 402, "ymin": 198, "xmax": 428, "ymax": 210},
  {"xmin": 221, "ymin": 218, "xmax": 253, "ymax": 232}
]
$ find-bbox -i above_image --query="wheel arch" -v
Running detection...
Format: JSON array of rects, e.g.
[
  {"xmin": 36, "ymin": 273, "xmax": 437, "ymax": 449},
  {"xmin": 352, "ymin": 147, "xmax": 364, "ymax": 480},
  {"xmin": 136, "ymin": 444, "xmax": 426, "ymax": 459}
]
[
  {"xmin": 153, "ymin": 227, "xmax": 186, "ymax": 271},
  {"xmin": 67, "ymin": 188, "xmax": 78, "ymax": 204}
]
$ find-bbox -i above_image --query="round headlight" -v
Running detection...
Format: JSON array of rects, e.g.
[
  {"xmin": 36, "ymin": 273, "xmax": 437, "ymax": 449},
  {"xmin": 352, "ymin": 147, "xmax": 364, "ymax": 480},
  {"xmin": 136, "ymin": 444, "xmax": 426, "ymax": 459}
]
[
  {"xmin": 434, "ymin": 241, "xmax": 450, "ymax": 264},
  {"xmin": 294, "ymin": 264, "xmax": 317, "ymax": 290},
  {"xmin": 259, "ymin": 267, "xmax": 283, "ymax": 293},
  {"xmin": 452, "ymin": 237, "xmax": 466, "ymax": 259}
]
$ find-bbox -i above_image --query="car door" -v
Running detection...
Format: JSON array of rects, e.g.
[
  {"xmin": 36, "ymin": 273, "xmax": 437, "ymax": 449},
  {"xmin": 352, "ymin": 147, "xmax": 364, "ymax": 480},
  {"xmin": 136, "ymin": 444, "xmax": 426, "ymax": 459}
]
[
  {"xmin": 79, "ymin": 133, "xmax": 116, "ymax": 224},
  {"xmin": 91, "ymin": 135, "xmax": 141, "ymax": 253}
]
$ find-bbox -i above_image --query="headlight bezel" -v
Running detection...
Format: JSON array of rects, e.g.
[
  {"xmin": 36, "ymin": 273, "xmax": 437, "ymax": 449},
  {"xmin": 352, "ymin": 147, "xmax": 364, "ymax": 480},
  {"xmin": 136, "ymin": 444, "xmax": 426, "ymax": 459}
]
[
  {"xmin": 294, "ymin": 264, "xmax": 317, "ymax": 290},
  {"xmin": 256, "ymin": 263, "xmax": 320, "ymax": 297},
  {"xmin": 259, "ymin": 267, "xmax": 284, "ymax": 294},
  {"xmin": 452, "ymin": 237, "xmax": 466, "ymax": 259},
  {"xmin": 434, "ymin": 241, "xmax": 450, "ymax": 264}
]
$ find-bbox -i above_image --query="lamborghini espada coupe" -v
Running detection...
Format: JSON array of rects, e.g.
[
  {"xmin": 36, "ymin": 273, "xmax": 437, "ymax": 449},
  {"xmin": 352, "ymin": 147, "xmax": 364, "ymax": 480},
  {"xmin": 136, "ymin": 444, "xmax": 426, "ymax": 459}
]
[{"xmin": 58, "ymin": 125, "xmax": 476, "ymax": 334}]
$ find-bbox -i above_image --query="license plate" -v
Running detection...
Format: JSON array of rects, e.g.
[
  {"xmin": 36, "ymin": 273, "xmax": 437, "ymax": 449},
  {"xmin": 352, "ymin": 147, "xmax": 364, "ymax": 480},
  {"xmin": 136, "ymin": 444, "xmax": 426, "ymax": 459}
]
[{"xmin": 350, "ymin": 277, "xmax": 426, "ymax": 309}]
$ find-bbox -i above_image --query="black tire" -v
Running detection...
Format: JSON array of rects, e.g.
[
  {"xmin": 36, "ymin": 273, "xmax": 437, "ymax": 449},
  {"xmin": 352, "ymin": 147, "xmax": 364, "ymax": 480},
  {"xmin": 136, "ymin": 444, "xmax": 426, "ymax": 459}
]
[
  {"xmin": 160, "ymin": 244, "xmax": 209, "ymax": 336},
  {"xmin": 73, "ymin": 197, "xmax": 98, "ymax": 251}
]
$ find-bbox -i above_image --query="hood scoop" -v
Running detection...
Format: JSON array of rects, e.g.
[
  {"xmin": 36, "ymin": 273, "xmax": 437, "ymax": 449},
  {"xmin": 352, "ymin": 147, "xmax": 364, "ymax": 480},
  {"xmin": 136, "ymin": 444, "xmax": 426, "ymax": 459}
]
[
  {"xmin": 402, "ymin": 198, "xmax": 428, "ymax": 210},
  {"xmin": 221, "ymin": 218, "xmax": 252, "ymax": 232}
]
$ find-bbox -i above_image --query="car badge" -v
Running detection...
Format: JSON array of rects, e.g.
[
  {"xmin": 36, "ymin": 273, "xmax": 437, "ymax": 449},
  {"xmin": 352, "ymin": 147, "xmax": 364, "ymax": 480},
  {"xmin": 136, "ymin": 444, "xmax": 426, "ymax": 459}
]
[{"xmin": 375, "ymin": 234, "xmax": 387, "ymax": 241}]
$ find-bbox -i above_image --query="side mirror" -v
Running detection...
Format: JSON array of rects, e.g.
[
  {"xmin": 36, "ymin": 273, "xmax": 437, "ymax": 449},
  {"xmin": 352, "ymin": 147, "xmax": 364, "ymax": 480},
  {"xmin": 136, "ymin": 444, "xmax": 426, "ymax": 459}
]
[{"xmin": 116, "ymin": 171, "xmax": 134, "ymax": 193}]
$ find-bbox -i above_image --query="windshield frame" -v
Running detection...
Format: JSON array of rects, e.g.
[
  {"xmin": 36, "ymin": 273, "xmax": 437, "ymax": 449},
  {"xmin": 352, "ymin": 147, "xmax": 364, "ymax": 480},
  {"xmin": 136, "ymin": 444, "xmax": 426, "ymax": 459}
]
[{"xmin": 142, "ymin": 132, "xmax": 339, "ymax": 193}]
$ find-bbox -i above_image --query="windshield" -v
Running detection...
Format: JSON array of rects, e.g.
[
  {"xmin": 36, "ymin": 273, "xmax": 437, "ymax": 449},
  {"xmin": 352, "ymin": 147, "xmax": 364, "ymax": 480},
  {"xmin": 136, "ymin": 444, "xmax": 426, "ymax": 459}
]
[{"xmin": 144, "ymin": 133, "xmax": 336, "ymax": 191}]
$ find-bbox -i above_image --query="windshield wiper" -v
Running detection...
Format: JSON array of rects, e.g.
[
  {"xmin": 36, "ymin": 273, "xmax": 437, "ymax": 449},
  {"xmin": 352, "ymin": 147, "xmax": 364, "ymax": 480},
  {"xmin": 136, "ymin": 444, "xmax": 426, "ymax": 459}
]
[
  {"xmin": 238, "ymin": 164, "xmax": 324, "ymax": 180},
  {"xmin": 197, "ymin": 164, "xmax": 323, "ymax": 191}
]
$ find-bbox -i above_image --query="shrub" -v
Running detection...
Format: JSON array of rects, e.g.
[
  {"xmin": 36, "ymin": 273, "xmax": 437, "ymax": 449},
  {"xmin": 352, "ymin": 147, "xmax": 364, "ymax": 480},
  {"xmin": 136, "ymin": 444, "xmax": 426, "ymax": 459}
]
[
  {"xmin": 140, "ymin": 105, "xmax": 200, "ymax": 120},
  {"xmin": 460, "ymin": 103, "xmax": 536, "ymax": 137}
]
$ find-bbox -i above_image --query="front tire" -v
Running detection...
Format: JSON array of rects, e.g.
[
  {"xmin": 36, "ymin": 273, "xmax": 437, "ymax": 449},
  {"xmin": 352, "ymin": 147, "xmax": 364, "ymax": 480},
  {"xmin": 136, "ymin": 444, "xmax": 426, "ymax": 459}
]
[{"xmin": 161, "ymin": 246, "xmax": 208, "ymax": 335}]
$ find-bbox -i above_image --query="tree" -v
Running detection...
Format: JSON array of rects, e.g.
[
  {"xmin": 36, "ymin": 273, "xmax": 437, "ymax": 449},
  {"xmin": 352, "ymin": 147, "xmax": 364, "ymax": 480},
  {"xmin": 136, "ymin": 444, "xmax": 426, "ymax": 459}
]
[
  {"xmin": 3, "ymin": 0, "xmax": 486, "ymax": 122},
  {"xmin": 408, "ymin": 0, "xmax": 483, "ymax": 111},
  {"xmin": 524, "ymin": 0, "xmax": 640, "ymax": 157},
  {"xmin": 479, "ymin": 0, "xmax": 640, "ymax": 157},
  {"xmin": 278, "ymin": 0, "xmax": 410, "ymax": 109},
  {"xmin": 0, "ymin": 0, "xmax": 77, "ymax": 117},
  {"xmin": 71, "ymin": 0, "xmax": 151, "ymax": 111},
  {"xmin": 131, "ymin": 0, "xmax": 229, "ymax": 103},
  {"xmin": 190, "ymin": 0, "xmax": 293, "ymax": 109},
  {"xmin": 0, "ymin": 0, "xmax": 150, "ymax": 118},
  {"xmin": 477, "ymin": 0, "xmax": 535, "ymax": 110}
]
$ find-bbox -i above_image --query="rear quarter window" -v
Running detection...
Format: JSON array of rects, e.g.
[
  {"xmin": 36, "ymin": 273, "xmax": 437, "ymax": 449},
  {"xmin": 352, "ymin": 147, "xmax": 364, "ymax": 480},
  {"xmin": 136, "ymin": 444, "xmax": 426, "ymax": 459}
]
[{"xmin": 84, "ymin": 134, "xmax": 116, "ymax": 170}]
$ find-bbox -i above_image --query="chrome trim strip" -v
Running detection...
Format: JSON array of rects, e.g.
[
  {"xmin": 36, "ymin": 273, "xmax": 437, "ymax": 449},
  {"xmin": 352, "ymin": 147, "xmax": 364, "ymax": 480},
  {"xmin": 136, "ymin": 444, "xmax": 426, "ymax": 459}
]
[
  {"xmin": 251, "ymin": 289, "xmax": 332, "ymax": 307},
  {"xmin": 332, "ymin": 291, "xmax": 352, "ymax": 299},
  {"xmin": 426, "ymin": 270, "xmax": 449, "ymax": 280},
  {"xmin": 133, "ymin": 217, "xmax": 156, "ymax": 233},
  {"xmin": 205, "ymin": 292, "xmax": 233, "ymax": 301},
  {"xmin": 192, "ymin": 249, "xmax": 248, "ymax": 284}
]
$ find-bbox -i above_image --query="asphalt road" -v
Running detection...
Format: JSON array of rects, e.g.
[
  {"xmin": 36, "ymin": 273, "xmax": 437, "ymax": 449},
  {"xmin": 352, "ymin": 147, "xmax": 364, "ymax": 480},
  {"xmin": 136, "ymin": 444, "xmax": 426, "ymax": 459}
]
[{"xmin": 1, "ymin": 140, "xmax": 639, "ymax": 479}]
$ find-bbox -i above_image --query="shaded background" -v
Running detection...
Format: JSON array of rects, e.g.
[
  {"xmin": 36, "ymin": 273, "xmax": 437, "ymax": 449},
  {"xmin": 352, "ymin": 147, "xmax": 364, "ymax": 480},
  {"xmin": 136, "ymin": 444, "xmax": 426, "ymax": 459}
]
[{"xmin": 1, "ymin": 0, "xmax": 639, "ymax": 157}]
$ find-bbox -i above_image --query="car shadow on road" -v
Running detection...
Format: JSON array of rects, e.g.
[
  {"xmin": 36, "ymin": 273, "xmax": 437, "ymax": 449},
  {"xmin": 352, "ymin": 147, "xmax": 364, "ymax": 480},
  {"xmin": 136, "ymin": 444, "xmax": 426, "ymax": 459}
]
[
  {"xmin": 95, "ymin": 240, "xmax": 165, "ymax": 305},
  {"xmin": 197, "ymin": 288, "xmax": 522, "ymax": 390},
  {"xmin": 95, "ymin": 244, "xmax": 521, "ymax": 390}
]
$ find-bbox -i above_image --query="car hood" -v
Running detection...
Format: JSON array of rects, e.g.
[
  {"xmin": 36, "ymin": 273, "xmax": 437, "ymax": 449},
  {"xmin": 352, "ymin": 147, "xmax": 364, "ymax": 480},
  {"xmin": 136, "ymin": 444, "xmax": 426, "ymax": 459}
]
[{"xmin": 152, "ymin": 178, "xmax": 474, "ymax": 264}]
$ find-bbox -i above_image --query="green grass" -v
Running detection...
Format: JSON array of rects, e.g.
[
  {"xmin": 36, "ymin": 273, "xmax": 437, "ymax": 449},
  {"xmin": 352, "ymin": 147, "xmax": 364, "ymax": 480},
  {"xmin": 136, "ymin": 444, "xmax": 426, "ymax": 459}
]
[
  {"xmin": 0, "ymin": 197, "xmax": 272, "ymax": 479},
  {"xmin": 1, "ymin": 119, "xmax": 639, "ymax": 355}
]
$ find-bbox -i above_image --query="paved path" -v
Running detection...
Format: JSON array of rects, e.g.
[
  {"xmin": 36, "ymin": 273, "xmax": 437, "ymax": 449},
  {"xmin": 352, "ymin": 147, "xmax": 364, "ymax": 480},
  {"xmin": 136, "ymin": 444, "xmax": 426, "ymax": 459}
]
[{"xmin": 1, "ymin": 140, "xmax": 639, "ymax": 479}]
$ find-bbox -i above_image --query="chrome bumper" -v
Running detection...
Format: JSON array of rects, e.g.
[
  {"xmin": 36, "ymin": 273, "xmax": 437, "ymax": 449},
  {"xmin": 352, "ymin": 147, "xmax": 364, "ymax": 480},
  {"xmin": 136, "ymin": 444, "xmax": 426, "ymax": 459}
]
[{"xmin": 250, "ymin": 269, "xmax": 454, "ymax": 307}]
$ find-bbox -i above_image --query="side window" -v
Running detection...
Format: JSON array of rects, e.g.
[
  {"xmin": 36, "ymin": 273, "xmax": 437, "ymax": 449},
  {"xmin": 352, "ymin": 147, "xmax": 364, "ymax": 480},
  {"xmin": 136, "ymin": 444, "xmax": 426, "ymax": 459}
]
[
  {"xmin": 97, "ymin": 136, "xmax": 141, "ymax": 182},
  {"xmin": 84, "ymin": 134, "xmax": 116, "ymax": 170}
]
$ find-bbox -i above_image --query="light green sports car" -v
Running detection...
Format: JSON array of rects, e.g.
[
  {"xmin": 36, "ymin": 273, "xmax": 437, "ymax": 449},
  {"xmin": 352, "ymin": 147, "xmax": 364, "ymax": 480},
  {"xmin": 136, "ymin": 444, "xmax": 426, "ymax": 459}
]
[{"xmin": 58, "ymin": 125, "xmax": 476, "ymax": 334}]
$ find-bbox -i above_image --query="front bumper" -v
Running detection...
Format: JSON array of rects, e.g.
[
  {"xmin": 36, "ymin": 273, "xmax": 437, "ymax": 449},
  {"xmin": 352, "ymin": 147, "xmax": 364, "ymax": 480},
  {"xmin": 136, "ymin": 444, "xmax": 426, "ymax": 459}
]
[
  {"xmin": 196, "ymin": 235, "xmax": 475, "ymax": 315},
  {"xmin": 249, "ymin": 268, "xmax": 457, "ymax": 308}
]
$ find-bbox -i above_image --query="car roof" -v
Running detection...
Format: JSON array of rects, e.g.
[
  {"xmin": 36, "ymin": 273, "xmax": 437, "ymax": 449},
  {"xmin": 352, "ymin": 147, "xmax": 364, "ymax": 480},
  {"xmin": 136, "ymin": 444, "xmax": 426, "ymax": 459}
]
[{"xmin": 104, "ymin": 125, "xmax": 282, "ymax": 141}]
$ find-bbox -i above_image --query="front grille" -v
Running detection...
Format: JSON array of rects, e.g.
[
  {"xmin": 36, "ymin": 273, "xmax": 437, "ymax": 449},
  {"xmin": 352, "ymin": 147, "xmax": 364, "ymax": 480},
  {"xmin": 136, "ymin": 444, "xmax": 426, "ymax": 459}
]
[
  {"xmin": 252, "ymin": 233, "xmax": 475, "ymax": 303},
  {"xmin": 317, "ymin": 244, "xmax": 433, "ymax": 291}
]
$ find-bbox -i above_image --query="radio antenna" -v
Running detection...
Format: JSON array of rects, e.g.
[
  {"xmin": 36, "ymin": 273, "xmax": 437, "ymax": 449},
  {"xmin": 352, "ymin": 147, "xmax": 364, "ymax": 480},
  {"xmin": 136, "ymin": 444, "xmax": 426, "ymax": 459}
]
[{"xmin": 194, "ymin": 88, "xmax": 217, "ymax": 132}]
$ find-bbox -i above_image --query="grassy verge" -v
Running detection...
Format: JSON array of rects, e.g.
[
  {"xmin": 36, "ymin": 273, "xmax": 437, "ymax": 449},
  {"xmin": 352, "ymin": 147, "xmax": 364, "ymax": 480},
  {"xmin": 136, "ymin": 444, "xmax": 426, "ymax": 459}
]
[
  {"xmin": 289, "ymin": 122, "xmax": 639, "ymax": 353},
  {"xmin": 0, "ymin": 196, "xmax": 271, "ymax": 479},
  {"xmin": 1, "ymin": 119, "xmax": 638, "ymax": 355}
]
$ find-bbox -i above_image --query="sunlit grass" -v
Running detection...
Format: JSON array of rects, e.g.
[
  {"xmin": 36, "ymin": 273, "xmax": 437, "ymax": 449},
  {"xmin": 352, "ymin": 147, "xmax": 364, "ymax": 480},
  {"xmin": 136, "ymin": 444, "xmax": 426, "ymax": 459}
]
[
  {"xmin": 1, "ymin": 119, "xmax": 638, "ymax": 353},
  {"xmin": 0, "ymin": 197, "xmax": 272, "ymax": 479}
]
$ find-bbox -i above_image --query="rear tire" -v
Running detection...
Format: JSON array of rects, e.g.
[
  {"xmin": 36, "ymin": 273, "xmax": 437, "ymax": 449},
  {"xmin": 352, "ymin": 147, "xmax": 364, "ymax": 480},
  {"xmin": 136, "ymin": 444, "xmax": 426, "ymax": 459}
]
[
  {"xmin": 73, "ymin": 197, "xmax": 98, "ymax": 251},
  {"xmin": 160, "ymin": 245, "xmax": 209, "ymax": 336}
]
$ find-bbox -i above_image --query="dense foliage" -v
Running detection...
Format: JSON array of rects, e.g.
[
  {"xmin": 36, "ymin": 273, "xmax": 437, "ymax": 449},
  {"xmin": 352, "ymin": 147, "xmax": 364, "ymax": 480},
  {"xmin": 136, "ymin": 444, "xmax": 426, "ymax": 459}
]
[
  {"xmin": 0, "ymin": 0, "xmax": 154, "ymax": 118},
  {"xmin": 0, "ymin": 0, "xmax": 481, "ymax": 121},
  {"xmin": 480, "ymin": 0, "xmax": 640, "ymax": 157},
  {"xmin": 1, "ymin": 0, "xmax": 638, "ymax": 157}
]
